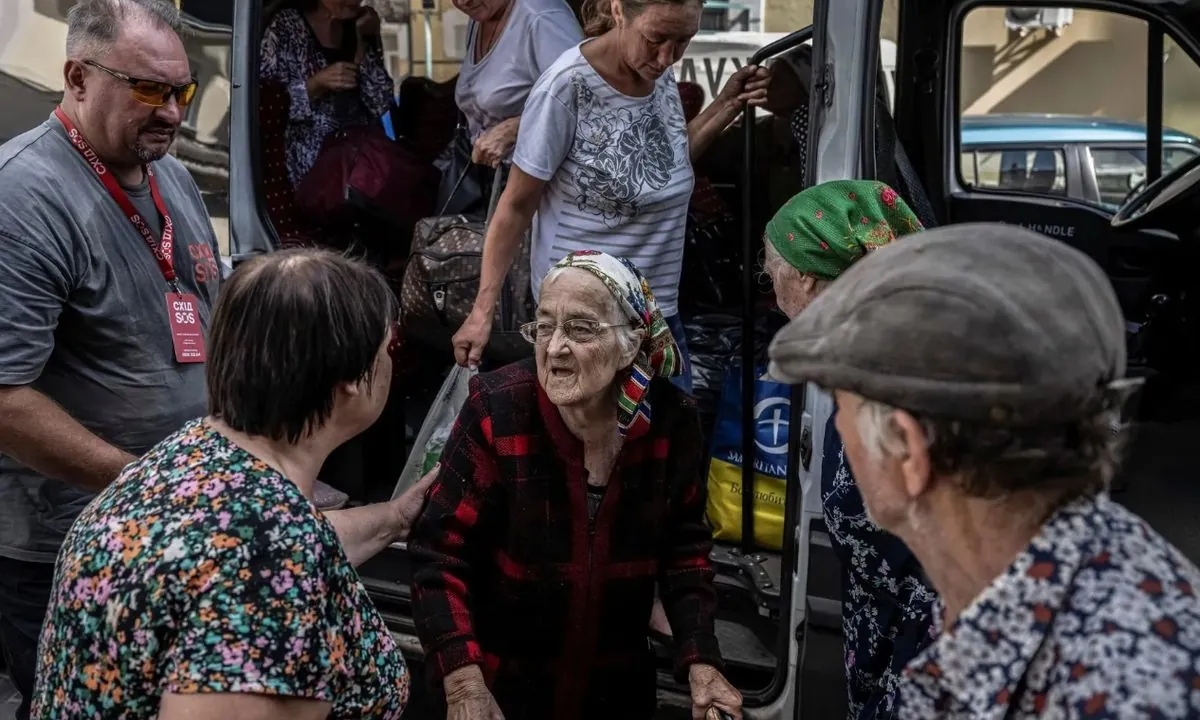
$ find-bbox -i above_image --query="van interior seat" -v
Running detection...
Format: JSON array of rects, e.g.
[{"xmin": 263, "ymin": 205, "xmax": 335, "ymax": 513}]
[
  {"xmin": 1025, "ymin": 149, "xmax": 1060, "ymax": 193},
  {"xmin": 258, "ymin": 79, "xmax": 317, "ymax": 248}
]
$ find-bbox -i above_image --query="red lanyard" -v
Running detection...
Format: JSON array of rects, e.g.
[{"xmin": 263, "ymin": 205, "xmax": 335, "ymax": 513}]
[{"xmin": 53, "ymin": 107, "xmax": 178, "ymax": 290}]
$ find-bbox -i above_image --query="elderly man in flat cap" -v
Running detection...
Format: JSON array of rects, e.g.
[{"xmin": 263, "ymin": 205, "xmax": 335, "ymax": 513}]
[{"xmin": 769, "ymin": 222, "xmax": 1200, "ymax": 719}]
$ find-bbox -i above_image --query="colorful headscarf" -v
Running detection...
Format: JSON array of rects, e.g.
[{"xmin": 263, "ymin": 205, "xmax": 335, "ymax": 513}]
[
  {"xmin": 550, "ymin": 251, "xmax": 681, "ymax": 438},
  {"xmin": 765, "ymin": 180, "xmax": 924, "ymax": 280}
]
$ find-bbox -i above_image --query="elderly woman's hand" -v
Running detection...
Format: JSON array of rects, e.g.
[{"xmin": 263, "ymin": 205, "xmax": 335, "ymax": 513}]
[
  {"xmin": 715, "ymin": 64, "xmax": 771, "ymax": 109},
  {"xmin": 445, "ymin": 665, "xmax": 505, "ymax": 720},
  {"xmin": 472, "ymin": 117, "xmax": 520, "ymax": 168},
  {"xmin": 688, "ymin": 663, "xmax": 742, "ymax": 720}
]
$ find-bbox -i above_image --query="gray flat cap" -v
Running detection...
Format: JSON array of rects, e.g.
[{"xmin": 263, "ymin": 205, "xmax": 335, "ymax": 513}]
[{"xmin": 767, "ymin": 222, "xmax": 1127, "ymax": 426}]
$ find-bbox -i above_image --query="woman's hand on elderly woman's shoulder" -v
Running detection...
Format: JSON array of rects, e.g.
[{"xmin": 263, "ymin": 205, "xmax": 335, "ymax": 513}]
[
  {"xmin": 688, "ymin": 663, "xmax": 743, "ymax": 720},
  {"xmin": 715, "ymin": 64, "xmax": 771, "ymax": 110},
  {"xmin": 471, "ymin": 117, "xmax": 520, "ymax": 169}
]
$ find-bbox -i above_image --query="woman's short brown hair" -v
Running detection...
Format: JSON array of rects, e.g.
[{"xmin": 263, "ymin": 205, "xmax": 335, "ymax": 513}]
[{"xmin": 205, "ymin": 248, "xmax": 398, "ymax": 443}]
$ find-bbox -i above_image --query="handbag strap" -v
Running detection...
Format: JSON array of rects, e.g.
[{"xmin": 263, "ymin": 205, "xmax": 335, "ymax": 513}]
[
  {"xmin": 437, "ymin": 159, "xmax": 474, "ymax": 217},
  {"xmin": 485, "ymin": 163, "xmax": 507, "ymax": 225},
  {"xmin": 438, "ymin": 158, "xmax": 509, "ymax": 220}
]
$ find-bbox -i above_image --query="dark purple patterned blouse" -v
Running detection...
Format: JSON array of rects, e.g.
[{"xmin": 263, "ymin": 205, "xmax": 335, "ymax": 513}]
[{"xmin": 260, "ymin": 8, "xmax": 395, "ymax": 187}]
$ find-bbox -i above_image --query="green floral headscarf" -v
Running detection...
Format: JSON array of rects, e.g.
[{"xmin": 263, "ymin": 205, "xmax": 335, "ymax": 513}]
[{"xmin": 765, "ymin": 180, "xmax": 923, "ymax": 280}]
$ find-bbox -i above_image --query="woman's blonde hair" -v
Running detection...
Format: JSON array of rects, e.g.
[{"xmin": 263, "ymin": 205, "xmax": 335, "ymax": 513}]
[{"xmin": 581, "ymin": 0, "xmax": 700, "ymax": 36}]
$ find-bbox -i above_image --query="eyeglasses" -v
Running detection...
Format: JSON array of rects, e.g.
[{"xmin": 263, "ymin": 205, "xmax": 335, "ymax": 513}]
[
  {"xmin": 84, "ymin": 60, "xmax": 198, "ymax": 108},
  {"xmin": 519, "ymin": 319, "xmax": 630, "ymax": 345}
]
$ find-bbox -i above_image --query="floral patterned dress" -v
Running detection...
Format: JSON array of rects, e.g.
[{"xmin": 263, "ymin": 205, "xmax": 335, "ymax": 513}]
[
  {"xmin": 31, "ymin": 419, "xmax": 409, "ymax": 719},
  {"xmin": 823, "ymin": 417, "xmax": 936, "ymax": 719}
]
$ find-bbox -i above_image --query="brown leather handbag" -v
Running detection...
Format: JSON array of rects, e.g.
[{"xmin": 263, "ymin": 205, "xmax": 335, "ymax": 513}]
[{"xmin": 399, "ymin": 165, "xmax": 534, "ymax": 364}]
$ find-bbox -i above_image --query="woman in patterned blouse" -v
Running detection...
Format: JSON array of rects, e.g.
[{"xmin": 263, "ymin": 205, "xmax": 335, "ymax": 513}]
[
  {"xmin": 260, "ymin": 0, "xmax": 395, "ymax": 187},
  {"xmin": 31, "ymin": 249, "xmax": 434, "ymax": 720},
  {"xmin": 762, "ymin": 180, "xmax": 933, "ymax": 720},
  {"xmin": 410, "ymin": 251, "xmax": 741, "ymax": 720}
]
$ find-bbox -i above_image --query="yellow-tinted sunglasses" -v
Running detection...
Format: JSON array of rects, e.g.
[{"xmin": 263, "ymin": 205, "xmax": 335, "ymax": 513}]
[{"xmin": 85, "ymin": 60, "xmax": 198, "ymax": 108}]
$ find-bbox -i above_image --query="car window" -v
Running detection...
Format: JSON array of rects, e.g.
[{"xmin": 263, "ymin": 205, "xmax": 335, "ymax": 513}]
[
  {"xmin": 1089, "ymin": 145, "xmax": 1200, "ymax": 207},
  {"xmin": 954, "ymin": 6, "xmax": 1200, "ymax": 210},
  {"xmin": 960, "ymin": 148, "xmax": 1067, "ymax": 196}
]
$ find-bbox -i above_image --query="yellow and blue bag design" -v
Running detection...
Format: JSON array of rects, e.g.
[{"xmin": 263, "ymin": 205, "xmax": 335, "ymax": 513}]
[{"xmin": 705, "ymin": 366, "xmax": 791, "ymax": 551}]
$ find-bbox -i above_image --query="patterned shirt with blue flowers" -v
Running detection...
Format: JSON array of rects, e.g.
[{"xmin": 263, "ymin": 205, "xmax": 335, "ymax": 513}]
[
  {"xmin": 899, "ymin": 493, "xmax": 1200, "ymax": 719},
  {"xmin": 31, "ymin": 419, "xmax": 409, "ymax": 719}
]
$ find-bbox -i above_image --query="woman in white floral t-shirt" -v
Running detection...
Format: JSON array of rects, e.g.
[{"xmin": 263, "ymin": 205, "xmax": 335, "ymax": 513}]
[{"xmin": 452, "ymin": 0, "xmax": 770, "ymax": 391}]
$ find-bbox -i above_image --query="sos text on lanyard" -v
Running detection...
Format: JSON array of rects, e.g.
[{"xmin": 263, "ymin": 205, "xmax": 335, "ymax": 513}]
[{"xmin": 54, "ymin": 106, "xmax": 205, "ymax": 363}]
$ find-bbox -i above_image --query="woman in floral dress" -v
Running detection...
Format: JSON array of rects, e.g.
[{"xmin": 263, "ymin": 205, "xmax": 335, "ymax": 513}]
[
  {"xmin": 31, "ymin": 249, "xmax": 433, "ymax": 720},
  {"xmin": 260, "ymin": 0, "xmax": 395, "ymax": 187},
  {"xmin": 762, "ymin": 179, "xmax": 934, "ymax": 720}
]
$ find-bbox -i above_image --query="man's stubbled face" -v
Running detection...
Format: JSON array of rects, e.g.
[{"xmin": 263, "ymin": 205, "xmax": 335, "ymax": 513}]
[{"xmin": 79, "ymin": 21, "xmax": 191, "ymax": 170}]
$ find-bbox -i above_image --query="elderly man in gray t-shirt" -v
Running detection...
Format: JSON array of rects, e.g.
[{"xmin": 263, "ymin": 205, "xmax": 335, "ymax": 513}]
[{"xmin": 0, "ymin": 2, "xmax": 220, "ymax": 716}]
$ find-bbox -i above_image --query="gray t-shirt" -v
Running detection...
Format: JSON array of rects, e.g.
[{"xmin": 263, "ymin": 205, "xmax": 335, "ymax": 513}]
[
  {"xmin": 454, "ymin": 0, "xmax": 582, "ymax": 140},
  {"xmin": 0, "ymin": 114, "xmax": 221, "ymax": 563},
  {"xmin": 513, "ymin": 43, "xmax": 694, "ymax": 316}
]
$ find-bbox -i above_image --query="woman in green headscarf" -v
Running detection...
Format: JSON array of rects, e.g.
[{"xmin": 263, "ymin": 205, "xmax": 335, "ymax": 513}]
[
  {"xmin": 763, "ymin": 179, "xmax": 922, "ymax": 317},
  {"xmin": 763, "ymin": 180, "xmax": 934, "ymax": 720}
]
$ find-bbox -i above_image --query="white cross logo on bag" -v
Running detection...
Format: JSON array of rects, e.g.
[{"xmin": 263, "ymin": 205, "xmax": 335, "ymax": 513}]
[{"xmin": 754, "ymin": 396, "xmax": 790, "ymax": 455}]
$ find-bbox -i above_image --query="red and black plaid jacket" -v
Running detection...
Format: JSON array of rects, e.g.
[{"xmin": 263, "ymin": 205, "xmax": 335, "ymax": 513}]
[{"xmin": 409, "ymin": 360, "xmax": 722, "ymax": 720}]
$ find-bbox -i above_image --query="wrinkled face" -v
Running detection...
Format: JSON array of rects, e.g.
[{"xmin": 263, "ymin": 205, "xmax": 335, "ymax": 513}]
[
  {"xmin": 833, "ymin": 390, "xmax": 924, "ymax": 535},
  {"xmin": 614, "ymin": 1, "xmax": 701, "ymax": 81},
  {"xmin": 68, "ymin": 23, "xmax": 191, "ymax": 169},
  {"xmin": 452, "ymin": 0, "xmax": 510, "ymax": 23},
  {"xmin": 765, "ymin": 250, "xmax": 823, "ymax": 319},
  {"xmin": 535, "ymin": 271, "xmax": 637, "ymax": 407},
  {"xmin": 321, "ymin": 0, "xmax": 365, "ymax": 19}
]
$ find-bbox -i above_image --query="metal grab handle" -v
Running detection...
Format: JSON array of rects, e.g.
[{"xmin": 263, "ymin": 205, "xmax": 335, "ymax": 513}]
[{"xmin": 738, "ymin": 25, "xmax": 814, "ymax": 554}]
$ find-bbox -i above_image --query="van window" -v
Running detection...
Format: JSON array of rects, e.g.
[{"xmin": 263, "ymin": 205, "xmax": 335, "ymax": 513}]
[
  {"xmin": 1088, "ymin": 145, "xmax": 1200, "ymax": 207},
  {"xmin": 955, "ymin": 6, "xmax": 1200, "ymax": 209},
  {"xmin": 960, "ymin": 148, "xmax": 1067, "ymax": 195}
]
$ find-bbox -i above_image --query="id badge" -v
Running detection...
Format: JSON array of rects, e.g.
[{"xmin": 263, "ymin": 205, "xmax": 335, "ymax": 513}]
[{"xmin": 165, "ymin": 292, "xmax": 206, "ymax": 363}]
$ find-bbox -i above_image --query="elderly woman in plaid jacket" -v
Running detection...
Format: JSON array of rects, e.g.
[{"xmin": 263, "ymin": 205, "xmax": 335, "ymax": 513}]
[{"xmin": 409, "ymin": 251, "xmax": 741, "ymax": 720}]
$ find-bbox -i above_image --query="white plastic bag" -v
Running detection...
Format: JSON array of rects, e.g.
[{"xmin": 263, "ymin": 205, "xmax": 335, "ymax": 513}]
[{"xmin": 391, "ymin": 365, "xmax": 477, "ymax": 500}]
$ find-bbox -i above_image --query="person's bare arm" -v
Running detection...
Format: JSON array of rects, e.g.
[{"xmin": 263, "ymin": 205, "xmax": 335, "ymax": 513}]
[
  {"xmin": 688, "ymin": 99, "xmax": 743, "ymax": 163},
  {"xmin": 688, "ymin": 65, "xmax": 771, "ymax": 162},
  {"xmin": 470, "ymin": 167, "xmax": 547, "ymax": 317},
  {"xmin": 0, "ymin": 385, "xmax": 135, "ymax": 492},
  {"xmin": 324, "ymin": 467, "xmax": 438, "ymax": 566},
  {"xmin": 159, "ymin": 691, "xmax": 332, "ymax": 720}
]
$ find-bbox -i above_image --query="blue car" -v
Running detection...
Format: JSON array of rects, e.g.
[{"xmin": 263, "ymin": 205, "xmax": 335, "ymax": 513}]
[{"xmin": 959, "ymin": 113, "xmax": 1200, "ymax": 209}]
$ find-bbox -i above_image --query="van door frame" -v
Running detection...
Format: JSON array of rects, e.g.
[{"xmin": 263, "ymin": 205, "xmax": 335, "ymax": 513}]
[
  {"xmin": 781, "ymin": 0, "xmax": 883, "ymax": 715},
  {"xmin": 228, "ymin": 0, "xmax": 274, "ymax": 264}
]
